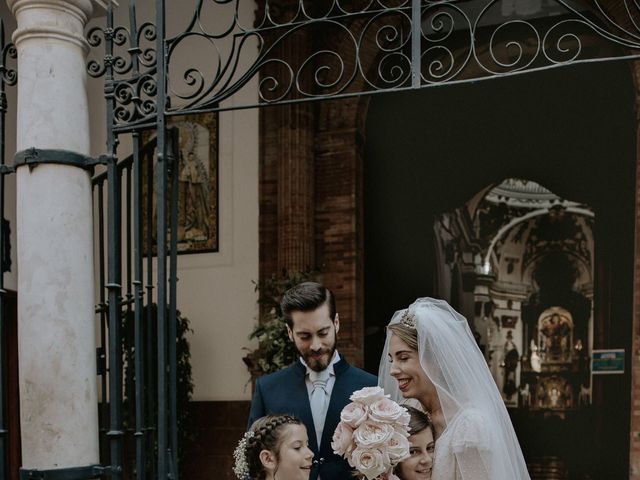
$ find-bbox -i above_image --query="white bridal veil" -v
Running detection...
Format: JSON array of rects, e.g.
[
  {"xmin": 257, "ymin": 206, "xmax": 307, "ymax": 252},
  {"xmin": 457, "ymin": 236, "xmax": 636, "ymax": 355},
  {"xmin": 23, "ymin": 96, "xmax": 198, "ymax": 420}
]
[{"xmin": 378, "ymin": 298, "xmax": 530, "ymax": 480}]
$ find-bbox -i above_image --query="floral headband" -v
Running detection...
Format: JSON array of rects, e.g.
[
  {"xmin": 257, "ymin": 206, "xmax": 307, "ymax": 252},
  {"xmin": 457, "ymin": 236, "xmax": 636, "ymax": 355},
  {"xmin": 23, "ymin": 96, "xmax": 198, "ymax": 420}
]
[{"xmin": 232, "ymin": 430, "xmax": 254, "ymax": 480}]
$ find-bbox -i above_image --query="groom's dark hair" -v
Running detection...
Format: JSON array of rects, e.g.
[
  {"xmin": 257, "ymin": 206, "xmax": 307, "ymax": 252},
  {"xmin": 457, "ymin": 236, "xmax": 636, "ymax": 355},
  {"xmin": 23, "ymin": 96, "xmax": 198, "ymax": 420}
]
[{"xmin": 281, "ymin": 281, "xmax": 337, "ymax": 328}]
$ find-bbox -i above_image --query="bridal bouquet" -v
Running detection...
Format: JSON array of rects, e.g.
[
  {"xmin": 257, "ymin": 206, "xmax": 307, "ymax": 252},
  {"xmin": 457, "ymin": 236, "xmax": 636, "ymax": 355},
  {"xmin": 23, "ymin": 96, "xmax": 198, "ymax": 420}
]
[{"xmin": 332, "ymin": 386, "xmax": 411, "ymax": 480}]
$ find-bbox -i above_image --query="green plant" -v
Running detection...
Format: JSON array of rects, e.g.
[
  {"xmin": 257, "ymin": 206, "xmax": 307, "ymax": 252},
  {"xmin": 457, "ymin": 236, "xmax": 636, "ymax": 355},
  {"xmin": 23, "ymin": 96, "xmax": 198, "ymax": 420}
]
[
  {"xmin": 121, "ymin": 303, "xmax": 194, "ymax": 477},
  {"xmin": 243, "ymin": 271, "xmax": 318, "ymax": 377}
]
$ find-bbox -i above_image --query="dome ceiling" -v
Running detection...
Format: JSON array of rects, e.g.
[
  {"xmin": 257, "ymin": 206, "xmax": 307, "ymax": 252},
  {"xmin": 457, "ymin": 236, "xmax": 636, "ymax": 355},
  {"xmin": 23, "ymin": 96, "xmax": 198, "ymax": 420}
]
[{"xmin": 485, "ymin": 179, "xmax": 582, "ymax": 210}]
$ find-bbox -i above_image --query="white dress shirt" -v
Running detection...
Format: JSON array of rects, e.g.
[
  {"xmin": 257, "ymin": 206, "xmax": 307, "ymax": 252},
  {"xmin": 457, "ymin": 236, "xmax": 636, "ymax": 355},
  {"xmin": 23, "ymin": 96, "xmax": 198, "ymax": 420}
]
[
  {"xmin": 300, "ymin": 350, "xmax": 341, "ymax": 398},
  {"xmin": 300, "ymin": 351, "xmax": 341, "ymax": 479}
]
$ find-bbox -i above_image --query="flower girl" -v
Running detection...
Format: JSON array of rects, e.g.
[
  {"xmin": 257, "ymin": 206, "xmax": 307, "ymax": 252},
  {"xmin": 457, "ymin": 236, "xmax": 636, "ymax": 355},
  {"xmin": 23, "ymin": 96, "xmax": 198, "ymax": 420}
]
[
  {"xmin": 234, "ymin": 414, "xmax": 314, "ymax": 480},
  {"xmin": 395, "ymin": 406, "xmax": 435, "ymax": 480}
]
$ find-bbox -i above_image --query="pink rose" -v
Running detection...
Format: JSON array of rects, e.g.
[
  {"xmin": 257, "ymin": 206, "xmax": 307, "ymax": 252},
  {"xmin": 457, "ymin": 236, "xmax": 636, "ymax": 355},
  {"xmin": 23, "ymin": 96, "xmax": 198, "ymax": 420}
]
[
  {"xmin": 386, "ymin": 431, "xmax": 410, "ymax": 463},
  {"xmin": 395, "ymin": 407, "xmax": 411, "ymax": 428},
  {"xmin": 380, "ymin": 473, "xmax": 401, "ymax": 480},
  {"xmin": 350, "ymin": 386, "xmax": 388, "ymax": 405},
  {"xmin": 350, "ymin": 446, "xmax": 390, "ymax": 480},
  {"xmin": 332, "ymin": 422, "xmax": 354, "ymax": 456},
  {"xmin": 340, "ymin": 401, "xmax": 368, "ymax": 428},
  {"xmin": 354, "ymin": 420, "xmax": 394, "ymax": 447},
  {"xmin": 369, "ymin": 398, "xmax": 406, "ymax": 424},
  {"xmin": 393, "ymin": 423, "xmax": 410, "ymax": 437}
]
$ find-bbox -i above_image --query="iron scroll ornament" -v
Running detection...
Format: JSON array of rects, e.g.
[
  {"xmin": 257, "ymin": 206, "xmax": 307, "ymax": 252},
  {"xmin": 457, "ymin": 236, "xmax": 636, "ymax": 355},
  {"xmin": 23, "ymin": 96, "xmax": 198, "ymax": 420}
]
[
  {"xmin": 88, "ymin": 0, "xmax": 640, "ymax": 126},
  {"xmin": 87, "ymin": 19, "xmax": 159, "ymax": 131},
  {"xmin": 0, "ymin": 21, "xmax": 16, "ymax": 92}
]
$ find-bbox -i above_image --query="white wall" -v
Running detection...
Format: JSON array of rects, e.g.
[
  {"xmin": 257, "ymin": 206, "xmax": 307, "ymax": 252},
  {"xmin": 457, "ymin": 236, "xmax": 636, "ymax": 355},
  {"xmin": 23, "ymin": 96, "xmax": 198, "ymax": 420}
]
[{"xmin": 87, "ymin": 0, "xmax": 259, "ymax": 401}]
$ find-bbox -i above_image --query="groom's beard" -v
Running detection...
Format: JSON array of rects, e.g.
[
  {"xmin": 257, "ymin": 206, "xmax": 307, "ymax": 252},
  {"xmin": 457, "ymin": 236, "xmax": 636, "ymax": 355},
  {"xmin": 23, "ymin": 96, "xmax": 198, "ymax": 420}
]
[{"xmin": 301, "ymin": 343, "xmax": 336, "ymax": 372}]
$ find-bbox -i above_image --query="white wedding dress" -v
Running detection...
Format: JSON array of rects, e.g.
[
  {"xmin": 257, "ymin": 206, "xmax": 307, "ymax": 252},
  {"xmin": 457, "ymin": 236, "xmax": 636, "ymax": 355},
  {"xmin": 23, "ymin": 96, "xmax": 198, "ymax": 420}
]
[
  {"xmin": 379, "ymin": 298, "xmax": 531, "ymax": 480},
  {"xmin": 431, "ymin": 408, "xmax": 489, "ymax": 480}
]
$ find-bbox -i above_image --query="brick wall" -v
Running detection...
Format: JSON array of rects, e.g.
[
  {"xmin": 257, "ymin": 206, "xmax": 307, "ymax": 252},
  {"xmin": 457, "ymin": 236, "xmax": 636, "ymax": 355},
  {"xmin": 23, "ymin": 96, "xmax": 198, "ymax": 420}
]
[
  {"xmin": 314, "ymin": 97, "xmax": 365, "ymax": 364},
  {"xmin": 182, "ymin": 401, "xmax": 251, "ymax": 480},
  {"xmin": 259, "ymin": 96, "xmax": 367, "ymax": 365},
  {"xmin": 258, "ymin": 15, "xmax": 373, "ymax": 367}
]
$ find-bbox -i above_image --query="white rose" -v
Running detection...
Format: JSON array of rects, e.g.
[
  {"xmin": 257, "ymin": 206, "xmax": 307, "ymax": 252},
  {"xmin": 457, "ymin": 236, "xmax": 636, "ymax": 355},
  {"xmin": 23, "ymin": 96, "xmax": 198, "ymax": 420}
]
[
  {"xmin": 380, "ymin": 473, "xmax": 402, "ymax": 480},
  {"xmin": 340, "ymin": 401, "xmax": 369, "ymax": 428},
  {"xmin": 332, "ymin": 422, "xmax": 355, "ymax": 457},
  {"xmin": 369, "ymin": 398, "xmax": 406, "ymax": 424},
  {"xmin": 393, "ymin": 422, "xmax": 410, "ymax": 438},
  {"xmin": 386, "ymin": 431, "xmax": 410, "ymax": 464},
  {"xmin": 354, "ymin": 420, "xmax": 394, "ymax": 447},
  {"xmin": 395, "ymin": 407, "xmax": 411, "ymax": 429},
  {"xmin": 350, "ymin": 446, "xmax": 390, "ymax": 480},
  {"xmin": 350, "ymin": 386, "xmax": 388, "ymax": 405}
]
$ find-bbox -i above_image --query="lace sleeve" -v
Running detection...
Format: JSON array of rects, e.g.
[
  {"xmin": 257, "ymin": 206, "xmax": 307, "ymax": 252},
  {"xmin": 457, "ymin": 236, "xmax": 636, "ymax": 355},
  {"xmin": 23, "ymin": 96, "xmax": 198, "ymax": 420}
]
[
  {"xmin": 448, "ymin": 409, "xmax": 492, "ymax": 480},
  {"xmin": 450, "ymin": 409, "xmax": 490, "ymax": 453}
]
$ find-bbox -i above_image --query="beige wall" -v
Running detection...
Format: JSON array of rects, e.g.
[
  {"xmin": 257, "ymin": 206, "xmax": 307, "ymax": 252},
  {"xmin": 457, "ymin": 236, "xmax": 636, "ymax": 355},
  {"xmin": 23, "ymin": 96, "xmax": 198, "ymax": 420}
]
[
  {"xmin": 2, "ymin": 0, "xmax": 259, "ymax": 402},
  {"xmin": 87, "ymin": 0, "xmax": 259, "ymax": 401},
  {"xmin": 177, "ymin": 106, "xmax": 259, "ymax": 401}
]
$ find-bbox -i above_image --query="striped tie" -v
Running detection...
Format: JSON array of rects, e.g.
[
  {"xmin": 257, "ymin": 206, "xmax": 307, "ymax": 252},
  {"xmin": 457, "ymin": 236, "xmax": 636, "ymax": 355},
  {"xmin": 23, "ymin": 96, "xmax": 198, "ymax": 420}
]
[{"xmin": 309, "ymin": 369, "xmax": 330, "ymax": 446}]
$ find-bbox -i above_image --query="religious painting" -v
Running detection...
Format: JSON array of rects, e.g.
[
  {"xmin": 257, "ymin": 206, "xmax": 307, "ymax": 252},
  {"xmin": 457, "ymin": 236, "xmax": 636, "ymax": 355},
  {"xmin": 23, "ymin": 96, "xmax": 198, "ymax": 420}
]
[
  {"xmin": 537, "ymin": 307, "xmax": 573, "ymax": 363},
  {"xmin": 534, "ymin": 376, "xmax": 573, "ymax": 410},
  {"xmin": 141, "ymin": 112, "xmax": 218, "ymax": 254}
]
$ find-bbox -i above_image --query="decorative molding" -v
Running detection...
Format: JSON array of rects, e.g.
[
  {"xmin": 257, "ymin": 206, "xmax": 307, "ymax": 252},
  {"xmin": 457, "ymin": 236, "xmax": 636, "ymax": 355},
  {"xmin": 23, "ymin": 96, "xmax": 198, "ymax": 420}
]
[
  {"xmin": 8, "ymin": 0, "xmax": 93, "ymax": 23},
  {"xmin": 9, "ymin": 0, "xmax": 93, "ymax": 51}
]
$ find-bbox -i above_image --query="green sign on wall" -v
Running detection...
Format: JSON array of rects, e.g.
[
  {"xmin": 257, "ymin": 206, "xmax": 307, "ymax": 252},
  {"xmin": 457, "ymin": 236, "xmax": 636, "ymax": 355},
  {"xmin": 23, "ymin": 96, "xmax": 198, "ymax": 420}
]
[{"xmin": 592, "ymin": 349, "xmax": 625, "ymax": 375}]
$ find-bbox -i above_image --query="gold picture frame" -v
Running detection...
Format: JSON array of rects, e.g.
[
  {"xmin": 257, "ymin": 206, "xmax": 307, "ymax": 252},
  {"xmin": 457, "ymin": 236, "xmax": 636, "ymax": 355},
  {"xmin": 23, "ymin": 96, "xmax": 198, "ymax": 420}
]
[{"xmin": 141, "ymin": 112, "xmax": 219, "ymax": 255}]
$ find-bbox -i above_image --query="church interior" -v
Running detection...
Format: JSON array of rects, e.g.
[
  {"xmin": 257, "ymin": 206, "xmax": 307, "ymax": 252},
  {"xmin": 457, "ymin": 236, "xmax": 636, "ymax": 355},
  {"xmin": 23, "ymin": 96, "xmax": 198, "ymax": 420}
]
[{"xmin": 362, "ymin": 59, "xmax": 636, "ymax": 478}]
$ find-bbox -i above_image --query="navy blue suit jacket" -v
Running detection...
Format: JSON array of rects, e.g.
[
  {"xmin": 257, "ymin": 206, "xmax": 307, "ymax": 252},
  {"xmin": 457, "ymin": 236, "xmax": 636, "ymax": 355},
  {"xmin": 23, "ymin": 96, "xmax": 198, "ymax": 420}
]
[{"xmin": 248, "ymin": 356, "xmax": 377, "ymax": 480}]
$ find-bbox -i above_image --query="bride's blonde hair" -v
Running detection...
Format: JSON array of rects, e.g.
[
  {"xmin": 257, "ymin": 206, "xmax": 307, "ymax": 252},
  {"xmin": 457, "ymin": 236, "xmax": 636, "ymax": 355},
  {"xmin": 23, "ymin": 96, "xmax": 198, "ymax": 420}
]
[{"xmin": 387, "ymin": 322, "xmax": 418, "ymax": 351}]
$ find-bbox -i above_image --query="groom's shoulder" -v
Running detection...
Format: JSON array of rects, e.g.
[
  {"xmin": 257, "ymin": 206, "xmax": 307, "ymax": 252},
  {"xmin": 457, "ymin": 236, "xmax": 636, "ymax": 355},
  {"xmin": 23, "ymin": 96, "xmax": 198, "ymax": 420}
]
[
  {"xmin": 256, "ymin": 362, "xmax": 301, "ymax": 388},
  {"xmin": 342, "ymin": 362, "xmax": 377, "ymax": 385}
]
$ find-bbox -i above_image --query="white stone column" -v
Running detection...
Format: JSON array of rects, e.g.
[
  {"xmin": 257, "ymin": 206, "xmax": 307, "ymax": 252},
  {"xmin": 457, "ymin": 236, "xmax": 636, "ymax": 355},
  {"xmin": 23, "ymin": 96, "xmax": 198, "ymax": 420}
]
[{"xmin": 6, "ymin": 0, "xmax": 98, "ymax": 469}]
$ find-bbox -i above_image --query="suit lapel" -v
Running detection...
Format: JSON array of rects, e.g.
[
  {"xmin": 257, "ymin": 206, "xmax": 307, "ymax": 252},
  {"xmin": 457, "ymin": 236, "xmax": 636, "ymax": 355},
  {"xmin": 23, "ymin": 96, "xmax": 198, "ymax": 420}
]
[
  {"xmin": 291, "ymin": 361, "xmax": 318, "ymax": 453},
  {"xmin": 320, "ymin": 358, "xmax": 350, "ymax": 451}
]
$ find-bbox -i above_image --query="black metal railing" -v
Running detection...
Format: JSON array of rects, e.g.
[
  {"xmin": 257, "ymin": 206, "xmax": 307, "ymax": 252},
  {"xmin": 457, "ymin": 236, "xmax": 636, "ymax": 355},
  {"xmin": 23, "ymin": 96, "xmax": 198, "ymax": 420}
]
[
  {"xmin": 92, "ymin": 125, "xmax": 179, "ymax": 480},
  {"xmin": 0, "ymin": 16, "xmax": 16, "ymax": 480},
  {"xmin": 90, "ymin": 1, "xmax": 179, "ymax": 474}
]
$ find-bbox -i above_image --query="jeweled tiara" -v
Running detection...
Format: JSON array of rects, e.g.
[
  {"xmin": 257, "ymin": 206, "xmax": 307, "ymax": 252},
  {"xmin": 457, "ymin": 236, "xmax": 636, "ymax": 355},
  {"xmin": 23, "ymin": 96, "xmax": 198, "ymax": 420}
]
[{"xmin": 400, "ymin": 309, "xmax": 416, "ymax": 329}]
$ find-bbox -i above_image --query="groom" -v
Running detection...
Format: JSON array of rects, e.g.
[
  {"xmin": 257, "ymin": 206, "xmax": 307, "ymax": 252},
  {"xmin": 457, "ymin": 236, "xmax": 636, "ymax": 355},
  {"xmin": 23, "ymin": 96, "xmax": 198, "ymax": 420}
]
[{"xmin": 248, "ymin": 282, "xmax": 376, "ymax": 480}]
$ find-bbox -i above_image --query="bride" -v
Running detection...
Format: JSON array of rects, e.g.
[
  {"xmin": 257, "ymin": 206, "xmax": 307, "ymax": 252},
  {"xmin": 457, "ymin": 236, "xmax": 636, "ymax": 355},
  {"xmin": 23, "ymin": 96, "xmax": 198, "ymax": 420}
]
[{"xmin": 379, "ymin": 298, "xmax": 531, "ymax": 480}]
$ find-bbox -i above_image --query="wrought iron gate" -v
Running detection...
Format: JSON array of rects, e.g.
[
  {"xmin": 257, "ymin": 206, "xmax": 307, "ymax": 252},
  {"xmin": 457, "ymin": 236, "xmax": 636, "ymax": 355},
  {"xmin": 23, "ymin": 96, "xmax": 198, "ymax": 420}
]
[
  {"xmin": 91, "ymin": 127, "xmax": 181, "ymax": 480},
  {"xmin": 0, "ymin": 17, "xmax": 15, "ymax": 480},
  {"xmin": 2, "ymin": 0, "xmax": 640, "ymax": 479}
]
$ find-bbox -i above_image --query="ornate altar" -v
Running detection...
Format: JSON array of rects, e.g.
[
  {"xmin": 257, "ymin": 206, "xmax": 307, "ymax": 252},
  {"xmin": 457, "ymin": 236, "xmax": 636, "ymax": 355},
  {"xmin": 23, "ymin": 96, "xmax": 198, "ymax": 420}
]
[
  {"xmin": 538, "ymin": 307, "xmax": 573, "ymax": 363},
  {"xmin": 520, "ymin": 303, "xmax": 591, "ymax": 414}
]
